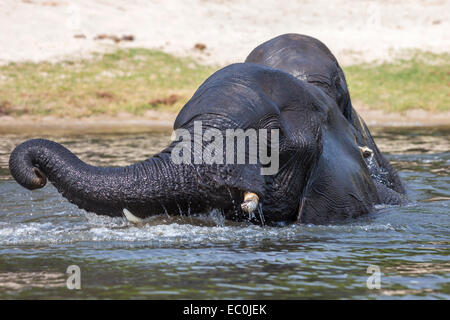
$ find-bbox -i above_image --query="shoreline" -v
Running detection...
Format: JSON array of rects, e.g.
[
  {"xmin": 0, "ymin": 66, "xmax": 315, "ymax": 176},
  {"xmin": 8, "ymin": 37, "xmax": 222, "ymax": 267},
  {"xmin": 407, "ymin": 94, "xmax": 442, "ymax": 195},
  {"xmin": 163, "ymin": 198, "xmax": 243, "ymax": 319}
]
[{"xmin": 1, "ymin": 108, "xmax": 449, "ymax": 135}]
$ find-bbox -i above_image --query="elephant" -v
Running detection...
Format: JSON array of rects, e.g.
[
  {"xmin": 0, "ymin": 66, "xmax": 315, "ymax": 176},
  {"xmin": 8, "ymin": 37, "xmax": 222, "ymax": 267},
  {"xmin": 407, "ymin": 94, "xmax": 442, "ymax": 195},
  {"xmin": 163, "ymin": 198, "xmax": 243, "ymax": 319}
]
[
  {"xmin": 245, "ymin": 34, "xmax": 406, "ymax": 205},
  {"xmin": 9, "ymin": 34, "xmax": 406, "ymax": 225}
]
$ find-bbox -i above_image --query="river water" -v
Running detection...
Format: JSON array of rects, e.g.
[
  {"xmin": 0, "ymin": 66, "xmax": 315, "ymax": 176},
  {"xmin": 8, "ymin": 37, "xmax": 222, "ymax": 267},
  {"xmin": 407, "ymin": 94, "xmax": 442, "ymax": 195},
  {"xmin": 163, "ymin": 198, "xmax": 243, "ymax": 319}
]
[{"xmin": 0, "ymin": 127, "xmax": 448, "ymax": 299}]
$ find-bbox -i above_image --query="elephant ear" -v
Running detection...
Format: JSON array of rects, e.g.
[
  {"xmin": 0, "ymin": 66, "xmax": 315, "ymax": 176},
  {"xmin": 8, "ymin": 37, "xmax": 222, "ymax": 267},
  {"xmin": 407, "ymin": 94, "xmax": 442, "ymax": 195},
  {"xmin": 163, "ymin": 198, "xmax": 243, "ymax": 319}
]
[{"xmin": 333, "ymin": 65, "xmax": 353, "ymax": 122}]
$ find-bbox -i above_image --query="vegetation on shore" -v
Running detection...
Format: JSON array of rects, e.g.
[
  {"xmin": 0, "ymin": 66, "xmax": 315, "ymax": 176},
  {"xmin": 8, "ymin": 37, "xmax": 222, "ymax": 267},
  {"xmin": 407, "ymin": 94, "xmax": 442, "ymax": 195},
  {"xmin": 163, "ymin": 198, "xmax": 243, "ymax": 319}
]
[
  {"xmin": 0, "ymin": 49, "xmax": 216, "ymax": 117},
  {"xmin": 0, "ymin": 49, "xmax": 448, "ymax": 117},
  {"xmin": 344, "ymin": 51, "xmax": 449, "ymax": 112}
]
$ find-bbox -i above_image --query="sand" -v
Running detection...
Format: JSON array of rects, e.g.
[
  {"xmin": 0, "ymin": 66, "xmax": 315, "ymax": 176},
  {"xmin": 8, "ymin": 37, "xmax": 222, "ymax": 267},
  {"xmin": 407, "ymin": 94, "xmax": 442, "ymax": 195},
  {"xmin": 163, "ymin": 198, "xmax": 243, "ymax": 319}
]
[
  {"xmin": 1, "ymin": 0, "xmax": 449, "ymax": 128},
  {"xmin": 1, "ymin": 0, "xmax": 449, "ymax": 66}
]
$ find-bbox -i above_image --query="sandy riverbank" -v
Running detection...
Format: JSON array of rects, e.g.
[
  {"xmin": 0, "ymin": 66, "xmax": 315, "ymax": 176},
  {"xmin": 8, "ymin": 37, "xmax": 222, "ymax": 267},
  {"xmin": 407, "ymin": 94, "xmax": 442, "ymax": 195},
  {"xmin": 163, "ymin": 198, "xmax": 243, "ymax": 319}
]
[
  {"xmin": 1, "ymin": 107, "xmax": 449, "ymax": 136},
  {"xmin": 1, "ymin": 0, "xmax": 449, "ymax": 131}
]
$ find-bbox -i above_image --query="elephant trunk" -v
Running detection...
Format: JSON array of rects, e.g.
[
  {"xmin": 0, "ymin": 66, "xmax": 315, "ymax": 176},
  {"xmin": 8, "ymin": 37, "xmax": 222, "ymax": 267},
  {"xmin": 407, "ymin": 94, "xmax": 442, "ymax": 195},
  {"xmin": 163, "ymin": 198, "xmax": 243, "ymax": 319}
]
[{"xmin": 9, "ymin": 139, "xmax": 200, "ymax": 218}]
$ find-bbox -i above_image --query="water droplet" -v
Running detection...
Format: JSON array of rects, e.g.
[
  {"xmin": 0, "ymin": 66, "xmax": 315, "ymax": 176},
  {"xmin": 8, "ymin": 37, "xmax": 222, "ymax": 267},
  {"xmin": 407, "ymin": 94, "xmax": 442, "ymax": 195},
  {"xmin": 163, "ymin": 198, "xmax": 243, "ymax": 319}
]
[
  {"xmin": 161, "ymin": 204, "xmax": 169, "ymax": 217},
  {"xmin": 257, "ymin": 203, "xmax": 265, "ymax": 227}
]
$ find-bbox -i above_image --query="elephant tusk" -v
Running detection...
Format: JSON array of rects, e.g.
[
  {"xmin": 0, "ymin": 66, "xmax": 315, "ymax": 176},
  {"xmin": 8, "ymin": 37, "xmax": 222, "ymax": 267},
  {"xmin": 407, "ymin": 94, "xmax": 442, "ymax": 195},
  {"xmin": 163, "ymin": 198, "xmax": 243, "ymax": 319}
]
[
  {"xmin": 359, "ymin": 146, "xmax": 373, "ymax": 158},
  {"xmin": 123, "ymin": 208, "xmax": 144, "ymax": 223},
  {"xmin": 241, "ymin": 192, "xmax": 259, "ymax": 214}
]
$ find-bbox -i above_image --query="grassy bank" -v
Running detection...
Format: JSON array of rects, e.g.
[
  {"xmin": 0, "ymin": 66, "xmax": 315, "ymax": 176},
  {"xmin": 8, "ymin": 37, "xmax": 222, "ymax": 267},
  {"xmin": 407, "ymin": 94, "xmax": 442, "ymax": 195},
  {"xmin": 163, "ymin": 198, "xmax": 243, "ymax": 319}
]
[
  {"xmin": 0, "ymin": 49, "xmax": 216, "ymax": 117},
  {"xmin": 344, "ymin": 52, "xmax": 449, "ymax": 112},
  {"xmin": 0, "ymin": 49, "xmax": 448, "ymax": 117}
]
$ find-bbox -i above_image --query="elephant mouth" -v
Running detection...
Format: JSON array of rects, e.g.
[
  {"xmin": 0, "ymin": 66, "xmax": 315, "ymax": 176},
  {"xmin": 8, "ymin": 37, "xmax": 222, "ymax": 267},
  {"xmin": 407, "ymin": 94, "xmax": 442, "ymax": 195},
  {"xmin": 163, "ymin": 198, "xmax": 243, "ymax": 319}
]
[{"xmin": 121, "ymin": 186, "xmax": 265, "ymax": 225}]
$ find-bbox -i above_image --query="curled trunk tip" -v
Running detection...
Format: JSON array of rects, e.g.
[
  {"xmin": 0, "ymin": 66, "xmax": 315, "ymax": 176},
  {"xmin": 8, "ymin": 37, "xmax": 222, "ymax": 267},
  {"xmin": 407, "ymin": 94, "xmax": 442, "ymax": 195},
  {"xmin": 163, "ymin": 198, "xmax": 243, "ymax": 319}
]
[{"xmin": 9, "ymin": 139, "xmax": 48, "ymax": 190}]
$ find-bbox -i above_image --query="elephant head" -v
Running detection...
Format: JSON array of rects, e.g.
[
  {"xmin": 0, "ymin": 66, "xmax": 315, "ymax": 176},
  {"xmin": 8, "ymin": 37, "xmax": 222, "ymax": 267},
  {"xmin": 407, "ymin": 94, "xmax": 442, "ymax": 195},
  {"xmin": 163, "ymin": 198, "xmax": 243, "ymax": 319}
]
[
  {"xmin": 9, "ymin": 35, "xmax": 406, "ymax": 225},
  {"xmin": 245, "ymin": 34, "xmax": 406, "ymax": 218}
]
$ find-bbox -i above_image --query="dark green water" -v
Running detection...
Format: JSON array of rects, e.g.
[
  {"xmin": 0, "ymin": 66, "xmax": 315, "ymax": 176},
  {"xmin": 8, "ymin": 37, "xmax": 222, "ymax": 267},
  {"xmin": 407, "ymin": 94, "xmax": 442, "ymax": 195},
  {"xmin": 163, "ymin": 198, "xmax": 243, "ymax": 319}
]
[{"xmin": 0, "ymin": 127, "xmax": 448, "ymax": 299}]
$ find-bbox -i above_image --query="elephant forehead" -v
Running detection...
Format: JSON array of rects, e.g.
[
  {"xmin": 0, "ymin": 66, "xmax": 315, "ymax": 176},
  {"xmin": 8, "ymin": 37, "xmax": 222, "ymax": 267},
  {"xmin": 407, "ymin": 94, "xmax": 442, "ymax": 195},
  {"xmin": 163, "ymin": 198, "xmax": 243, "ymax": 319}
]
[
  {"xmin": 246, "ymin": 33, "xmax": 337, "ymax": 67},
  {"xmin": 246, "ymin": 34, "xmax": 340, "ymax": 94},
  {"xmin": 174, "ymin": 80, "xmax": 280, "ymax": 129}
]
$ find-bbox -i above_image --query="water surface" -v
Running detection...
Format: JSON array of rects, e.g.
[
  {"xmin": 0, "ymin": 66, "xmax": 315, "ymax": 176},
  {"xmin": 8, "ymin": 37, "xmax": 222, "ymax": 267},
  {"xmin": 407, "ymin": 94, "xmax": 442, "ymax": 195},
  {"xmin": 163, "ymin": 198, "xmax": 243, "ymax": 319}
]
[{"xmin": 0, "ymin": 127, "xmax": 448, "ymax": 299}]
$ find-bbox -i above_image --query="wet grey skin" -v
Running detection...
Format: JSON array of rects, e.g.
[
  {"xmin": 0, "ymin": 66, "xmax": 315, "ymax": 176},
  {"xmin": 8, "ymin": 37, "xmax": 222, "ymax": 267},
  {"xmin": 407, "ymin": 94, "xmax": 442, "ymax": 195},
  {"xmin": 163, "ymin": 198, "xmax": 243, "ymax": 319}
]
[{"xmin": 9, "ymin": 34, "xmax": 406, "ymax": 225}]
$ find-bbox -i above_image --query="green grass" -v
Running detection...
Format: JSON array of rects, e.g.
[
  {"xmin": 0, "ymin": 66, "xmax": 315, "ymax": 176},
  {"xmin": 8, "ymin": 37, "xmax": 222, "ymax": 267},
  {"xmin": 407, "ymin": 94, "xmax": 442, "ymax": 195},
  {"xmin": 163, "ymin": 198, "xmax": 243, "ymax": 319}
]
[
  {"xmin": 0, "ymin": 48, "xmax": 216, "ymax": 117},
  {"xmin": 0, "ymin": 49, "xmax": 448, "ymax": 117},
  {"xmin": 344, "ymin": 52, "xmax": 450, "ymax": 112}
]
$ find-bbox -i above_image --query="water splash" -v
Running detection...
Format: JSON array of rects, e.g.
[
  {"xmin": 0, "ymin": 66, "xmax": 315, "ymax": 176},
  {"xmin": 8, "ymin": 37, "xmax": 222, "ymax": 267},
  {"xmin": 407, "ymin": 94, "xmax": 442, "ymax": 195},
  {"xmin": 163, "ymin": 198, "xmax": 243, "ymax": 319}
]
[
  {"xmin": 176, "ymin": 202, "xmax": 183, "ymax": 216},
  {"xmin": 227, "ymin": 187, "xmax": 235, "ymax": 205},
  {"xmin": 209, "ymin": 208, "xmax": 225, "ymax": 227},
  {"xmin": 161, "ymin": 204, "xmax": 169, "ymax": 217},
  {"xmin": 257, "ymin": 203, "xmax": 265, "ymax": 227},
  {"xmin": 248, "ymin": 211, "xmax": 256, "ymax": 222}
]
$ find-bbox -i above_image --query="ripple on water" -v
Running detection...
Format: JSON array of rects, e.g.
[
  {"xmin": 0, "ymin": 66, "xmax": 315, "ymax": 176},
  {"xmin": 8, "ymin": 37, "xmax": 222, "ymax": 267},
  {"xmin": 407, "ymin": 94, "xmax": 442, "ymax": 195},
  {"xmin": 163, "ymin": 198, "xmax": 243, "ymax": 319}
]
[
  {"xmin": 0, "ymin": 208, "xmax": 420, "ymax": 246},
  {"xmin": 0, "ymin": 128, "xmax": 449, "ymax": 299}
]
